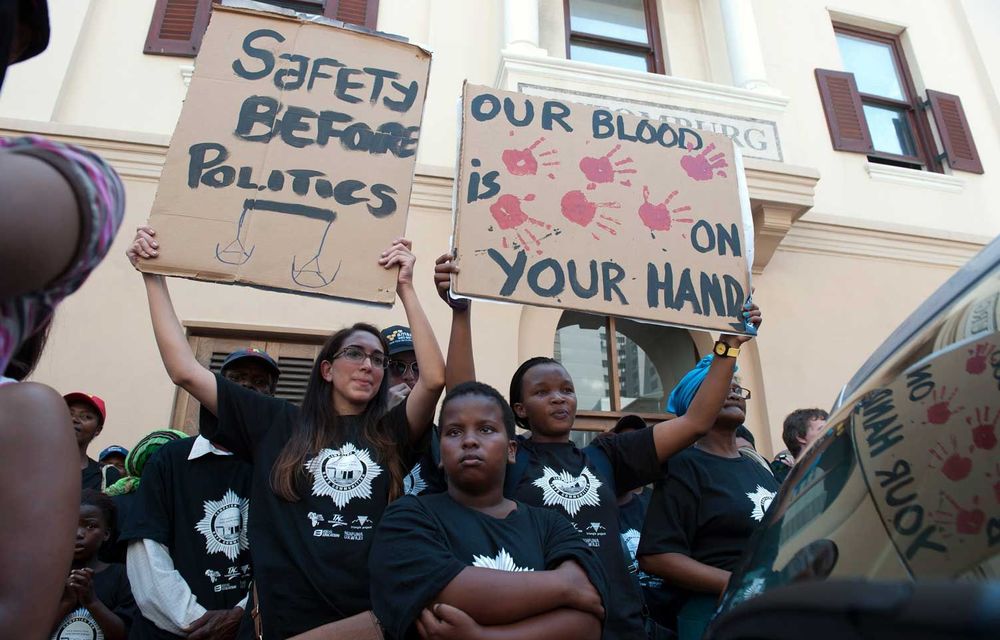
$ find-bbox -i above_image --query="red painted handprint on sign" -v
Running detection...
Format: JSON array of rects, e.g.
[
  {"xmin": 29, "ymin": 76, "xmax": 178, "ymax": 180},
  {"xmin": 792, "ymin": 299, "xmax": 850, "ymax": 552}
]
[
  {"xmin": 933, "ymin": 493, "xmax": 985, "ymax": 536},
  {"xmin": 489, "ymin": 193, "xmax": 552, "ymax": 255},
  {"xmin": 638, "ymin": 186, "xmax": 694, "ymax": 235},
  {"xmin": 928, "ymin": 435, "xmax": 974, "ymax": 481},
  {"xmin": 966, "ymin": 342, "xmax": 996, "ymax": 375},
  {"xmin": 925, "ymin": 386, "xmax": 964, "ymax": 425},
  {"xmin": 501, "ymin": 135, "xmax": 560, "ymax": 177},
  {"xmin": 560, "ymin": 190, "xmax": 622, "ymax": 240},
  {"xmin": 967, "ymin": 406, "xmax": 998, "ymax": 450},
  {"xmin": 680, "ymin": 142, "xmax": 728, "ymax": 181},
  {"xmin": 578, "ymin": 144, "xmax": 636, "ymax": 189}
]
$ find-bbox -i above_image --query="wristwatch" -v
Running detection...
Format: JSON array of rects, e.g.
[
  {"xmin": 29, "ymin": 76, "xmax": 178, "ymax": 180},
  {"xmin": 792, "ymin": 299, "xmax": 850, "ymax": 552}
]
[{"xmin": 713, "ymin": 341, "xmax": 740, "ymax": 358}]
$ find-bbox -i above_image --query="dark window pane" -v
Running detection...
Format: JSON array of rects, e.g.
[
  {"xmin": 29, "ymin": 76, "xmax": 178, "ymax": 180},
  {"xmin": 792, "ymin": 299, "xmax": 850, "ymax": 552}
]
[
  {"xmin": 863, "ymin": 103, "xmax": 918, "ymax": 157},
  {"xmin": 835, "ymin": 33, "xmax": 905, "ymax": 100},
  {"xmin": 614, "ymin": 318, "xmax": 697, "ymax": 414},
  {"xmin": 555, "ymin": 319, "xmax": 612, "ymax": 411},
  {"xmin": 569, "ymin": 42, "xmax": 649, "ymax": 72},
  {"xmin": 569, "ymin": 0, "xmax": 649, "ymax": 44},
  {"xmin": 570, "ymin": 430, "xmax": 602, "ymax": 448}
]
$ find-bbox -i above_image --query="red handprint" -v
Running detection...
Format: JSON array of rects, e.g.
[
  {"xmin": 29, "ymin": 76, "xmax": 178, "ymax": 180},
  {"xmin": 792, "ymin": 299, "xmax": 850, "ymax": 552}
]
[
  {"xmin": 501, "ymin": 135, "xmax": 559, "ymax": 177},
  {"xmin": 638, "ymin": 186, "xmax": 694, "ymax": 235},
  {"xmin": 925, "ymin": 386, "xmax": 964, "ymax": 425},
  {"xmin": 489, "ymin": 193, "xmax": 552, "ymax": 256},
  {"xmin": 928, "ymin": 435, "xmax": 974, "ymax": 481},
  {"xmin": 966, "ymin": 342, "xmax": 996, "ymax": 375},
  {"xmin": 578, "ymin": 144, "xmax": 636, "ymax": 189},
  {"xmin": 560, "ymin": 190, "xmax": 622, "ymax": 241},
  {"xmin": 933, "ymin": 493, "xmax": 985, "ymax": 536},
  {"xmin": 680, "ymin": 142, "xmax": 728, "ymax": 181},
  {"xmin": 966, "ymin": 406, "xmax": 998, "ymax": 450}
]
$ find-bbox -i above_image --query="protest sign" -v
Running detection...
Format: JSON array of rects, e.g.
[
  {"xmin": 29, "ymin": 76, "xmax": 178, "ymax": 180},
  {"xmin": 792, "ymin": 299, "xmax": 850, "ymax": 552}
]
[
  {"xmin": 139, "ymin": 3, "xmax": 431, "ymax": 304},
  {"xmin": 451, "ymin": 83, "xmax": 754, "ymax": 333}
]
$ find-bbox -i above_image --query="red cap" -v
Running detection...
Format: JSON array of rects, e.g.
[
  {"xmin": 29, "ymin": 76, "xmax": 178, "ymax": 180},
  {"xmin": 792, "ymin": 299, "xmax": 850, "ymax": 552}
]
[{"xmin": 64, "ymin": 392, "xmax": 107, "ymax": 425}]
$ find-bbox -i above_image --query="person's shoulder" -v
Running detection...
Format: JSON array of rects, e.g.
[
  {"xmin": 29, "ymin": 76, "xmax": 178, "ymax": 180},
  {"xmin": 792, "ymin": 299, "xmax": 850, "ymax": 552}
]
[{"xmin": 153, "ymin": 436, "xmax": 196, "ymax": 461}]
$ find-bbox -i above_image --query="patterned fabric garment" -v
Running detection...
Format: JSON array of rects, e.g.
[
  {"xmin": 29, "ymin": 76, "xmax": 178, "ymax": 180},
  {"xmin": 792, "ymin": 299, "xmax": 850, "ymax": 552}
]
[{"xmin": 0, "ymin": 135, "xmax": 125, "ymax": 373}]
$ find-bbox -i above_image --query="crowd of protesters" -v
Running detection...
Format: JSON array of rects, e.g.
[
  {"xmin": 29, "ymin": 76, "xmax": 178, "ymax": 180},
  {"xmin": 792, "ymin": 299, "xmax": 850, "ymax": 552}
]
[{"xmin": 1, "ymin": 4, "xmax": 832, "ymax": 639}]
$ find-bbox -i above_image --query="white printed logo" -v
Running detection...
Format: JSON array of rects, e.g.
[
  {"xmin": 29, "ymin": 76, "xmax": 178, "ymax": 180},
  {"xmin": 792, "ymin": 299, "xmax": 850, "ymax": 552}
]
[
  {"xmin": 195, "ymin": 489, "xmax": 250, "ymax": 561},
  {"xmin": 305, "ymin": 443, "xmax": 383, "ymax": 509},
  {"xmin": 533, "ymin": 467, "xmax": 603, "ymax": 517},
  {"xmin": 746, "ymin": 485, "xmax": 776, "ymax": 522},
  {"xmin": 471, "ymin": 548, "xmax": 532, "ymax": 572},
  {"xmin": 54, "ymin": 607, "xmax": 102, "ymax": 640},
  {"xmin": 404, "ymin": 462, "xmax": 428, "ymax": 496},
  {"xmin": 621, "ymin": 528, "xmax": 641, "ymax": 560}
]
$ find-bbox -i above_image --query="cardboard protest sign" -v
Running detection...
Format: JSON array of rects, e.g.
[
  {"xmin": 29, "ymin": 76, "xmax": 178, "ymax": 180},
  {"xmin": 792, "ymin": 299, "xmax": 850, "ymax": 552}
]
[
  {"xmin": 852, "ymin": 329, "xmax": 1000, "ymax": 577},
  {"xmin": 139, "ymin": 3, "xmax": 431, "ymax": 303},
  {"xmin": 452, "ymin": 83, "xmax": 754, "ymax": 333}
]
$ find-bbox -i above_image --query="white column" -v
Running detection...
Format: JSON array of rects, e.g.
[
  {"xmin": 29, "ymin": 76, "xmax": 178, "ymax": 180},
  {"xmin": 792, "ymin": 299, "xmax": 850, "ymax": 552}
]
[
  {"xmin": 503, "ymin": 0, "xmax": 547, "ymax": 56},
  {"xmin": 719, "ymin": 0, "xmax": 776, "ymax": 93}
]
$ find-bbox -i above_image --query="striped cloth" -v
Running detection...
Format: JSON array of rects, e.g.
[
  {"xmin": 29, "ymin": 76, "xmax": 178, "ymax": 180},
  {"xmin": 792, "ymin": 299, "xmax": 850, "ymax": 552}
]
[{"xmin": 0, "ymin": 135, "xmax": 125, "ymax": 374}]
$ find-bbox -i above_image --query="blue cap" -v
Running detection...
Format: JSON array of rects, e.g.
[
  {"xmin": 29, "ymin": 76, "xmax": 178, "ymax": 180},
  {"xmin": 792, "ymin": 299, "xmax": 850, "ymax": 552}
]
[
  {"xmin": 381, "ymin": 325, "xmax": 414, "ymax": 356},
  {"xmin": 221, "ymin": 348, "xmax": 280, "ymax": 379},
  {"xmin": 99, "ymin": 445, "xmax": 128, "ymax": 461}
]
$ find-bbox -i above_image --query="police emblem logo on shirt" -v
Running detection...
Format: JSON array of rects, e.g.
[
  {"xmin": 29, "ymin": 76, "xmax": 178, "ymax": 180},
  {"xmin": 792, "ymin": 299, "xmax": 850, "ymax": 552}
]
[
  {"xmin": 195, "ymin": 488, "xmax": 250, "ymax": 561},
  {"xmin": 746, "ymin": 485, "xmax": 776, "ymax": 522},
  {"xmin": 55, "ymin": 607, "xmax": 102, "ymax": 640},
  {"xmin": 404, "ymin": 462, "xmax": 428, "ymax": 496},
  {"xmin": 304, "ymin": 443, "xmax": 383, "ymax": 509},
  {"xmin": 471, "ymin": 548, "xmax": 532, "ymax": 572},
  {"xmin": 533, "ymin": 466, "xmax": 603, "ymax": 517}
]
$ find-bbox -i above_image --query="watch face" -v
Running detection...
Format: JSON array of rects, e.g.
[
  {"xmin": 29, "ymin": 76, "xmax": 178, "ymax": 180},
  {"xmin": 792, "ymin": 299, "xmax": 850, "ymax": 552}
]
[{"xmin": 714, "ymin": 342, "xmax": 726, "ymax": 355}]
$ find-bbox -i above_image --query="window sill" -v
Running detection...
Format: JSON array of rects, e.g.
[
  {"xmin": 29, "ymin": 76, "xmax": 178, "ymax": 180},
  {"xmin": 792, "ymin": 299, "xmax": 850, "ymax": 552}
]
[{"xmin": 865, "ymin": 162, "xmax": 965, "ymax": 193}]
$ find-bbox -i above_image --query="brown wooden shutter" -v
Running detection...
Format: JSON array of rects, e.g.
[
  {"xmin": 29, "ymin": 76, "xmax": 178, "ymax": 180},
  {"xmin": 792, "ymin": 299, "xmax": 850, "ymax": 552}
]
[
  {"xmin": 926, "ymin": 89, "xmax": 983, "ymax": 174},
  {"xmin": 325, "ymin": 0, "xmax": 379, "ymax": 29},
  {"xmin": 815, "ymin": 68, "xmax": 873, "ymax": 154},
  {"xmin": 144, "ymin": 0, "xmax": 214, "ymax": 57}
]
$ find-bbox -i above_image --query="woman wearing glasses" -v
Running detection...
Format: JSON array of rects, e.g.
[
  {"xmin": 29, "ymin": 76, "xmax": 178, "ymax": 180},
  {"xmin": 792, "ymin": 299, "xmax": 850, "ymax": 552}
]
[
  {"xmin": 637, "ymin": 358, "xmax": 778, "ymax": 640},
  {"xmin": 127, "ymin": 229, "xmax": 445, "ymax": 639}
]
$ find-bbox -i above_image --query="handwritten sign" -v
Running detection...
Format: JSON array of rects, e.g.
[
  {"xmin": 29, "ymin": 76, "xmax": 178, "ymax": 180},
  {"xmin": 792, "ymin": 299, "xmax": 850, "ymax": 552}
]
[
  {"xmin": 852, "ymin": 331, "xmax": 1000, "ymax": 577},
  {"xmin": 139, "ymin": 5, "xmax": 431, "ymax": 303},
  {"xmin": 451, "ymin": 83, "xmax": 754, "ymax": 333}
]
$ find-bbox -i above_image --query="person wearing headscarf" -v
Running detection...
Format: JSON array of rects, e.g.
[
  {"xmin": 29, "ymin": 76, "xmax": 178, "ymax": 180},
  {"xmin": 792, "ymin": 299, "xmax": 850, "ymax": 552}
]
[
  {"xmin": 105, "ymin": 430, "xmax": 188, "ymax": 498},
  {"xmin": 638, "ymin": 356, "xmax": 779, "ymax": 639}
]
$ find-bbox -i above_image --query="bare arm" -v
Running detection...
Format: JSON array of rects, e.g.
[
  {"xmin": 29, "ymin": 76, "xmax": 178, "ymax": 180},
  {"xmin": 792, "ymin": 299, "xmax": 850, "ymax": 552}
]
[
  {"xmin": 0, "ymin": 382, "xmax": 79, "ymax": 639},
  {"xmin": 639, "ymin": 552, "xmax": 731, "ymax": 596},
  {"xmin": 0, "ymin": 151, "xmax": 80, "ymax": 298},
  {"xmin": 128, "ymin": 227, "xmax": 217, "ymax": 414},
  {"xmin": 417, "ymin": 604, "xmax": 600, "ymax": 640},
  {"xmin": 434, "ymin": 253, "xmax": 475, "ymax": 389},
  {"xmin": 379, "ymin": 240, "xmax": 446, "ymax": 442}
]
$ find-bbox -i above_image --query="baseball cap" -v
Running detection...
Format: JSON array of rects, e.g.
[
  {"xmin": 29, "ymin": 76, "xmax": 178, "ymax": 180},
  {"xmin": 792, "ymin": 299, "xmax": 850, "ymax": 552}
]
[
  {"xmin": 63, "ymin": 392, "xmax": 107, "ymax": 425},
  {"xmin": 381, "ymin": 325, "xmax": 414, "ymax": 356},
  {"xmin": 221, "ymin": 348, "xmax": 280, "ymax": 379},
  {"xmin": 99, "ymin": 445, "xmax": 128, "ymax": 461},
  {"xmin": 610, "ymin": 414, "xmax": 647, "ymax": 434}
]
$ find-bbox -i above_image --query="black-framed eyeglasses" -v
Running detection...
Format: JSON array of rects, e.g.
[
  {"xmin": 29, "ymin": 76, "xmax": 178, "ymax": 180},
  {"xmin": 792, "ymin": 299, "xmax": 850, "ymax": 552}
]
[
  {"xmin": 731, "ymin": 385, "xmax": 751, "ymax": 400},
  {"xmin": 388, "ymin": 360, "xmax": 419, "ymax": 378},
  {"xmin": 332, "ymin": 347, "xmax": 389, "ymax": 369}
]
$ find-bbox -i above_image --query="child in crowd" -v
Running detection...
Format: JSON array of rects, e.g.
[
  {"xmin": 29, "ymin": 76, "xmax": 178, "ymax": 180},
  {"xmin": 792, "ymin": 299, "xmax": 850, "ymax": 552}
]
[
  {"xmin": 65, "ymin": 392, "xmax": 122, "ymax": 491},
  {"xmin": 129, "ymin": 228, "xmax": 445, "ymax": 639},
  {"xmin": 638, "ymin": 360, "xmax": 779, "ymax": 639},
  {"xmin": 370, "ymin": 382, "xmax": 607, "ymax": 640},
  {"xmin": 50, "ymin": 490, "xmax": 137, "ymax": 640},
  {"xmin": 501, "ymin": 308, "xmax": 761, "ymax": 639}
]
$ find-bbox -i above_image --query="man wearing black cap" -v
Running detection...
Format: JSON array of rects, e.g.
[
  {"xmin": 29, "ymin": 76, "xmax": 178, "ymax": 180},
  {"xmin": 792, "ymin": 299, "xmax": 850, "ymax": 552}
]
[{"xmin": 121, "ymin": 348, "xmax": 279, "ymax": 640}]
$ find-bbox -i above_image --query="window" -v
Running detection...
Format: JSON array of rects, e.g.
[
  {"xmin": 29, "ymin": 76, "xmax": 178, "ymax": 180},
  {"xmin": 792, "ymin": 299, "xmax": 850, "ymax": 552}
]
[
  {"xmin": 145, "ymin": 0, "xmax": 379, "ymax": 57},
  {"xmin": 171, "ymin": 328, "xmax": 327, "ymax": 433},
  {"xmin": 563, "ymin": 0, "xmax": 664, "ymax": 74},
  {"xmin": 816, "ymin": 24, "xmax": 983, "ymax": 174},
  {"xmin": 554, "ymin": 311, "xmax": 698, "ymax": 444}
]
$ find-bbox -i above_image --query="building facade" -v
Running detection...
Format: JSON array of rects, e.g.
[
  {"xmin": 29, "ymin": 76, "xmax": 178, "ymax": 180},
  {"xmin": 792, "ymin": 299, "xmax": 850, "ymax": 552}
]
[{"xmin": 3, "ymin": 0, "xmax": 998, "ymax": 456}]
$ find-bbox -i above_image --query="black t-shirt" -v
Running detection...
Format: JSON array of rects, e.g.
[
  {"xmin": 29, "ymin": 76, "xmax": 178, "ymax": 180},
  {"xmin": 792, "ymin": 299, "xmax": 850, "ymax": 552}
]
[
  {"xmin": 50, "ymin": 563, "xmax": 137, "ymax": 640},
  {"xmin": 769, "ymin": 456, "xmax": 792, "ymax": 484},
  {"xmin": 403, "ymin": 427, "xmax": 446, "ymax": 497},
  {"xmin": 369, "ymin": 492, "xmax": 609, "ymax": 640},
  {"xmin": 121, "ymin": 437, "xmax": 254, "ymax": 639},
  {"xmin": 505, "ymin": 430, "xmax": 661, "ymax": 639},
  {"xmin": 201, "ymin": 374, "xmax": 414, "ymax": 639},
  {"xmin": 82, "ymin": 458, "xmax": 120, "ymax": 492},
  {"xmin": 638, "ymin": 446, "xmax": 779, "ymax": 620},
  {"xmin": 617, "ymin": 487, "xmax": 672, "ymax": 627}
]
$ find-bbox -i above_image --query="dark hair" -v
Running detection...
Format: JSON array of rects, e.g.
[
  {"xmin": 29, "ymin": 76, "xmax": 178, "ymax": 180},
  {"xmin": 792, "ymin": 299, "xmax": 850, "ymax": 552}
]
[
  {"xmin": 782, "ymin": 408, "xmax": 830, "ymax": 457},
  {"xmin": 735, "ymin": 425, "xmax": 756, "ymax": 449},
  {"xmin": 4, "ymin": 315, "xmax": 52, "ymax": 381},
  {"xmin": 508, "ymin": 357, "xmax": 561, "ymax": 430},
  {"xmin": 440, "ymin": 382, "xmax": 516, "ymax": 438},
  {"xmin": 270, "ymin": 323, "xmax": 402, "ymax": 502},
  {"xmin": 80, "ymin": 489, "xmax": 116, "ymax": 533}
]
